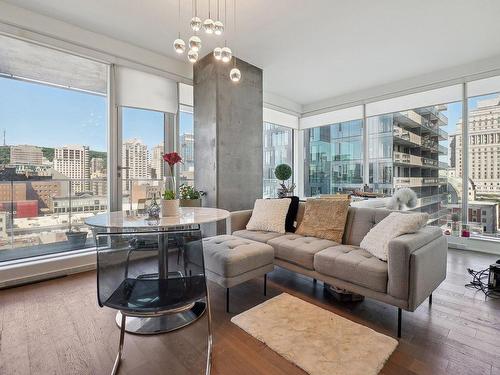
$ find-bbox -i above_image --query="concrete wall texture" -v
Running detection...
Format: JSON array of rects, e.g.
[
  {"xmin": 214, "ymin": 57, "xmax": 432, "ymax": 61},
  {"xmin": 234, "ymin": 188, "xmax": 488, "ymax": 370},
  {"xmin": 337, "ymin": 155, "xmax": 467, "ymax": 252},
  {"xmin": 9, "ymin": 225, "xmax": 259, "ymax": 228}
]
[{"xmin": 194, "ymin": 54, "xmax": 263, "ymax": 213}]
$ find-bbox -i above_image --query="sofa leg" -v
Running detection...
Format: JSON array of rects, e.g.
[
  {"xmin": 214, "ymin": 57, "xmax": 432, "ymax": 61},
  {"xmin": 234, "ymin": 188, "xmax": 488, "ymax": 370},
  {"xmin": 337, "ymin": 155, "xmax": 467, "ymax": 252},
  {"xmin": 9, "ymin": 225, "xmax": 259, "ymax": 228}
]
[
  {"xmin": 226, "ymin": 288, "xmax": 229, "ymax": 313},
  {"xmin": 397, "ymin": 308, "xmax": 402, "ymax": 338},
  {"xmin": 264, "ymin": 274, "xmax": 267, "ymax": 296},
  {"xmin": 429, "ymin": 293, "xmax": 433, "ymax": 305}
]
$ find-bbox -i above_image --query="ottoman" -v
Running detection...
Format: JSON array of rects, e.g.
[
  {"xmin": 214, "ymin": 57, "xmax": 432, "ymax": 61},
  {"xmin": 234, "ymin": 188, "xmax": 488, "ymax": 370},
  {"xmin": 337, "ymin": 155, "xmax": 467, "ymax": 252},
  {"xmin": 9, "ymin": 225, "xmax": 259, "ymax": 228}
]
[{"xmin": 203, "ymin": 235, "xmax": 275, "ymax": 312}]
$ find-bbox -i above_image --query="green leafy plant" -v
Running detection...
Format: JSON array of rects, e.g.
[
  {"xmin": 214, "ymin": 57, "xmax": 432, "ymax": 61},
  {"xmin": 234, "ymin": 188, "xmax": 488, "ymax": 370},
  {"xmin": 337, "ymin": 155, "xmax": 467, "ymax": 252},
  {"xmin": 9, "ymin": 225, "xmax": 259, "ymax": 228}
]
[
  {"xmin": 179, "ymin": 184, "xmax": 206, "ymax": 200},
  {"xmin": 162, "ymin": 152, "xmax": 183, "ymax": 200},
  {"xmin": 274, "ymin": 164, "xmax": 292, "ymax": 181},
  {"xmin": 274, "ymin": 163, "xmax": 296, "ymax": 197},
  {"xmin": 162, "ymin": 190, "xmax": 176, "ymax": 200}
]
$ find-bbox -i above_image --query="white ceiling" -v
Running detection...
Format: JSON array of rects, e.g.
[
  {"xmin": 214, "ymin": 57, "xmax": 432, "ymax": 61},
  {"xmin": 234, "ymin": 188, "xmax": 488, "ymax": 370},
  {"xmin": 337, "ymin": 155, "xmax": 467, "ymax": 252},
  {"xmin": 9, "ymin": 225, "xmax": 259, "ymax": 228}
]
[{"xmin": 4, "ymin": 0, "xmax": 500, "ymax": 106}]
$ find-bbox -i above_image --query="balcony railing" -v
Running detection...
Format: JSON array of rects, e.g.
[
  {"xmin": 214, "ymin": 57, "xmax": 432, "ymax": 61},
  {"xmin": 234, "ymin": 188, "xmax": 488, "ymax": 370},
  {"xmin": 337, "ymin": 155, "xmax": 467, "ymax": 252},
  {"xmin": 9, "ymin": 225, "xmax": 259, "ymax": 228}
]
[
  {"xmin": 393, "ymin": 177, "xmax": 439, "ymax": 188},
  {"xmin": 393, "ymin": 127, "xmax": 421, "ymax": 146},
  {"xmin": 0, "ymin": 177, "xmax": 165, "ymax": 263}
]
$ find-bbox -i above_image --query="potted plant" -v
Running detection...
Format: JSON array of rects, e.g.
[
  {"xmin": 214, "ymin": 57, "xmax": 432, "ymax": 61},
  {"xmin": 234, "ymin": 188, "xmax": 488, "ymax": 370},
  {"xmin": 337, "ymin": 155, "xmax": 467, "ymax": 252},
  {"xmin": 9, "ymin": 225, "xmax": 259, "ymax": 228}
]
[
  {"xmin": 65, "ymin": 193, "xmax": 88, "ymax": 249},
  {"xmin": 66, "ymin": 227, "xmax": 88, "ymax": 249},
  {"xmin": 274, "ymin": 163, "xmax": 296, "ymax": 198},
  {"xmin": 161, "ymin": 152, "xmax": 183, "ymax": 217},
  {"xmin": 179, "ymin": 184, "xmax": 206, "ymax": 207}
]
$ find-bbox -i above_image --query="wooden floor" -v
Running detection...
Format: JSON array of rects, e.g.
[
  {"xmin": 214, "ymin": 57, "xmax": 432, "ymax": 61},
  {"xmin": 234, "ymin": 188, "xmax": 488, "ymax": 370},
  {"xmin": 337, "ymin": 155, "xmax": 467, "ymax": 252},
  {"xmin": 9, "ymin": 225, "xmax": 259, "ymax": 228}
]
[{"xmin": 1, "ymin": 249, "xmax": 500, "ymax": 375}]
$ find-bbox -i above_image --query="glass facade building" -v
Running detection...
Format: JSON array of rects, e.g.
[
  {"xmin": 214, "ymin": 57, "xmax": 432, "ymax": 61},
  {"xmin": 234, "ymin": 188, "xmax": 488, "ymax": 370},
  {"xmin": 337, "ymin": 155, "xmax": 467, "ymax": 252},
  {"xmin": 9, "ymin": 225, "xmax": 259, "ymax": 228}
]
[{"xmin": 304, "ymin": 119, "xmax": 363, "ymax": 196}]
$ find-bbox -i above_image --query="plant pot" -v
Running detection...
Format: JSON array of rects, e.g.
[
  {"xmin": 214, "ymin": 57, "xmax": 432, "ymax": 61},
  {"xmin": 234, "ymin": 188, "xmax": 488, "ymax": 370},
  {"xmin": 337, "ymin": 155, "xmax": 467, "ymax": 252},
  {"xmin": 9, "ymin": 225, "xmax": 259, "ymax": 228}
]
[
  {"xmin": 161, "ymin": 199, "xmax": 180, "ymax": 217},
  {"xmin": 179, "ymin": 199, "xmax": 202, "ymax": 207},
  {"xmin": 66, "ymin": 231, "xmax": 88, "ymax": 249}
]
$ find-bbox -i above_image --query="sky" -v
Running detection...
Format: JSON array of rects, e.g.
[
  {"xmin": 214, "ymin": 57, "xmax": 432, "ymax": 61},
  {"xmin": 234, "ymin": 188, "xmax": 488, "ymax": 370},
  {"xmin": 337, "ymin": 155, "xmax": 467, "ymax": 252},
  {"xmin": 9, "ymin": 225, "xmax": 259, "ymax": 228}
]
[
  {"xmin": 0, "ymin": 77, "xmax": 193, "ymax": 152},
  {"xmin": 1, "ymin": 75, "xmax": 498, "ymax": 161}
]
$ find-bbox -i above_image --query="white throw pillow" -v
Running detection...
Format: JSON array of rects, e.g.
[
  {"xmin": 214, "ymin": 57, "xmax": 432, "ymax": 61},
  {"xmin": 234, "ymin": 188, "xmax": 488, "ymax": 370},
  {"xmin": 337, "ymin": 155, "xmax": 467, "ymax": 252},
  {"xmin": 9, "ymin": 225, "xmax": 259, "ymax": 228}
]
[
  {"xmin": 360, "ymin": 212, "xmax": 429, "ymax": 261},
  {"xmin": 246, "ymin": 198, "xmax": 291, "ymax": 234}
]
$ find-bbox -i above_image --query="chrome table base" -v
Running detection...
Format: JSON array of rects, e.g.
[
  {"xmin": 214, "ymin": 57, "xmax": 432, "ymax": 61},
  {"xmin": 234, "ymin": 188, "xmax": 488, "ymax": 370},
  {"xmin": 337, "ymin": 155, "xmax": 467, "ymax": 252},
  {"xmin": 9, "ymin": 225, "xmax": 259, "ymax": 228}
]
[{"xmin": 115, "ymin": 300, "xmax": 206, "ymax": 334}]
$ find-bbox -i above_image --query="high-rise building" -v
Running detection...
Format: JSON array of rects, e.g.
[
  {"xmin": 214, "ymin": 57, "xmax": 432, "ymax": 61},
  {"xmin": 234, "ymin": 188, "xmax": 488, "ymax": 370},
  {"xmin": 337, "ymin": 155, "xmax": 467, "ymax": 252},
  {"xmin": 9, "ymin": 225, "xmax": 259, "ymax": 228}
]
[
  {"xmin": 372, "ymin": 107, "xmax": 449, "ymax": 225},
  {"xmin": 454, "ymin": 96, "xmax": 500, "ymax": 197},
  {"xmin": 122, "ymin": 139, "xmax": 149, "ymax": 193},
  {"xmin": 9, "ymin": 145, "xmax": 43, "ymax": 165},
  {"xmin": 90, "ymin": 157, "xmax": 106, "ymax": 176},
  {"xmin": 179, "ymin": 133, "xmax": 194, "ymax": 185},
  {"xmin": 53, "ymin": 145, "xmax": 90, "ymax": 192},
  {"xmin": 150, "ymin": 144, "xmax": 164, "ymax": 180},
  {"xmin": 449, "ymin": 134, "xmax": 457, "ymax": 168}
]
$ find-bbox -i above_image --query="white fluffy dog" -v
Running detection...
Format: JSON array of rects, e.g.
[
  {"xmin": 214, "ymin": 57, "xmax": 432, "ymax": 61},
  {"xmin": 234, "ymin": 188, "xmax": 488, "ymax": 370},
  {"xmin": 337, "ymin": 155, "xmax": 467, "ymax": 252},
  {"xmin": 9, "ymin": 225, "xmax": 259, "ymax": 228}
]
[{"xmin": 386, "ymin": 187, "xmax": 418, "ymax": 210}]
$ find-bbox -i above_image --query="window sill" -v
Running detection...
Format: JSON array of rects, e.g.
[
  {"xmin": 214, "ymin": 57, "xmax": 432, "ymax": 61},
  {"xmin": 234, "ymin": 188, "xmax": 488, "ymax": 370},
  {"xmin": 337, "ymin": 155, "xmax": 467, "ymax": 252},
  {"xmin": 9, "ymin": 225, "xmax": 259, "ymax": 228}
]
[
  {"xmin": 0, "ymin": 248, "xmax": 96, "ymax": 289},
  {"xmin": 447, "ymin": 235, "xmax": 500, "ymax": 255}
]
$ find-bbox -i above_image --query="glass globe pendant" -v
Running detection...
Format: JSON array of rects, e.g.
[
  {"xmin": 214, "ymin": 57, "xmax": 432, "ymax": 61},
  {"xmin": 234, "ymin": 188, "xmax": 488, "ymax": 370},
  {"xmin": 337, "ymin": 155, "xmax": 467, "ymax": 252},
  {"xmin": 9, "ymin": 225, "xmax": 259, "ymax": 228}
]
[
  {"xmin": 188, "ymin": 49, "xmax": 199, "ymax": 63},
  {"xmin": 190, "ymin": 16, "xmax": 202, "ymax": 31},
  {"xmin": 214, "ymin": 21, "xmax": 224, "ymax": 35},
  {"xmin": 221, "ymin": 46, "xmax": 232, "ymax": 63},
  {"xmin": 173, "ymin": 38, "xmax": 186, "ymax": 54},
  {"xmin": 203, "ymin": 18, "xmax": 215, "ymax": 34},
  {"xmin": 230, "ymin": 67, "xmax": 241, "ymax": 82},
  {"xmin": 188, "ymin": 36, "xmax": 202, "ymax": 52},
  {"xmin": 213, "ymin": 47, "xmax": 222, "ymax": 60}
]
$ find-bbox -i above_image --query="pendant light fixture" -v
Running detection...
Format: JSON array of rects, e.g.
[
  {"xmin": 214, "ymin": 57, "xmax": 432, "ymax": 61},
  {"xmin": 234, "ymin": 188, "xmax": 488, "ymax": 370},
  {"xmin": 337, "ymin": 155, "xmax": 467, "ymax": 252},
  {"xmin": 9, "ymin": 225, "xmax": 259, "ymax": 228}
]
[
  {"xmin": 214, "ymin": 0, "xmax": 224, "ymax": 35},
  {"xmin": 189, "ymin": 35, "xmax": 202, "ymax": 52},
  {"xmin": 173, "ymin": 0, "xmax": 186, "ymax": 54},
  {"xmin": 174, "ymin": 0, "xmax": 238, "ymax": 76},
  {"xmin": 213, "ymin": 47, "xmax": 222, "ymax": 60},
  {"xmin": 188, "ymin": 49, "xmax": 199, "ymax": 63},
  {"xmin": 203, "ymin": 0, "xmax": 215, "ymax": 34},
  {"xmin": 190, "ymin": 0, "xmax": 202, "ymax": 31},
  {"xmin": 229, "ymin": 0, "xmax": 241, "ymax": 82}
]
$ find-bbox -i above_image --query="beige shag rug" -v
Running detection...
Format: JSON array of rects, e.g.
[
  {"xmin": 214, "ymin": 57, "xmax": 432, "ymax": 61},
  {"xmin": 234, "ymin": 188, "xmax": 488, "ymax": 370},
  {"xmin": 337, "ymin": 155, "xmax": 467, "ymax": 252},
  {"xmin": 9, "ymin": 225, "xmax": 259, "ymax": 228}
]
[{"xmin": 231, "ymin": 293, "xmax": 398, "ymax": 375}]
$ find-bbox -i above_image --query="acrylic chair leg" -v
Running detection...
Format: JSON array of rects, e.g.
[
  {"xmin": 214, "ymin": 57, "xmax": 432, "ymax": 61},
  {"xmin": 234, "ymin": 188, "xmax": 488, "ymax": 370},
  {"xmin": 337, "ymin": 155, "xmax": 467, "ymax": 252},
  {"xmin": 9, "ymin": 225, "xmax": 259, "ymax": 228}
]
[
  {"xmin": 205, "ymin": 286, "xmax": 213, "ymax": 375},
  {"xmin": 429, "ymin": 293, "xmax": 433, "ymax": 305},
  {"xmin": 112, "ymin": 313, "xmax": 126, "ymax": 375}
]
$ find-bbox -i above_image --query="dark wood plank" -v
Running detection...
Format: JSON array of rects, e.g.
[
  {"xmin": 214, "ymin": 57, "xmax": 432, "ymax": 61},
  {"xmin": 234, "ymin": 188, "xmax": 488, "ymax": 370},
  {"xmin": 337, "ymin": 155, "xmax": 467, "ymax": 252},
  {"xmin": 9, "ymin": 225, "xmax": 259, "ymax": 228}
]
[{"xmin": 0, "ymin": 249, "xmax": 498, "ymax": 375}]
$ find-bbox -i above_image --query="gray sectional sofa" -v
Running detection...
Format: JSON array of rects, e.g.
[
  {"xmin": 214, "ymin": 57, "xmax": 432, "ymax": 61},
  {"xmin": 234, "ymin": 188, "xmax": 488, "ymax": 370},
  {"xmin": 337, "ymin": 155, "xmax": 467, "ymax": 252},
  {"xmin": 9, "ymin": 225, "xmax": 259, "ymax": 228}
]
[{"xmin": 204, "ymin": 202, "xmax": 448, "ymax": 337}]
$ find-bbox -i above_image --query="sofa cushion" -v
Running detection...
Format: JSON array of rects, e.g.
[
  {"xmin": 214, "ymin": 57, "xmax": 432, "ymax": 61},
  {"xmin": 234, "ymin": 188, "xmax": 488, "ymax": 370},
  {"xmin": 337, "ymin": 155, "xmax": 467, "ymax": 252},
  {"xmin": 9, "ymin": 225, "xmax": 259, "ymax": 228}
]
[
  {"xmin": 203, "ymin": 235, "xmax": 274, "ymax": 278},
  {"xmin": 360, "ymin": 212, "xmax": 429, "ymax": 261},
  {"xmin": 246, "ymin": 198, "xmax": 291, "ymax": 233},
  {"xmin": 314, "ymin": 245, "xmax": 388, "ymax": 293},
  {"xmin": 295, "ymin": 198, "xmax": 350, "ymax": 242},
  {"xmin": 343, "ymin": 207, "xmax": 393, "ymax": 246},
  {"xmin": 268, "ymin": 234, "xmax": 338, "ymax": 270},
  {"xmin": 233, "ymin": 229, "xmax": 285, "ymax": 243}
]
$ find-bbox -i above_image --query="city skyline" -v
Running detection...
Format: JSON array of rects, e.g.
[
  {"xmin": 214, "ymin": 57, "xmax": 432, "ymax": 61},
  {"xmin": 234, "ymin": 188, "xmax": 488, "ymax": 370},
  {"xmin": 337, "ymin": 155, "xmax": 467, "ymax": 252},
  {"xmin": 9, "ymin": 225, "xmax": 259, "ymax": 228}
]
[{"xmin": 0, "ymin": 77, "xmax": 194, "ymax": 152}]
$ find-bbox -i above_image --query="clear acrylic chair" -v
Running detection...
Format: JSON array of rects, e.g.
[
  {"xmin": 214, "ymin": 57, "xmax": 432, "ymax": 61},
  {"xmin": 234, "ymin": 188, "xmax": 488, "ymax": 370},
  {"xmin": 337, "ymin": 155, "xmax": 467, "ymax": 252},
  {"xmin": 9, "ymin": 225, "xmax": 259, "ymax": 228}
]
[{"xmin": 96, "ymin": 229, "xmax": 212, "ymax": 375}]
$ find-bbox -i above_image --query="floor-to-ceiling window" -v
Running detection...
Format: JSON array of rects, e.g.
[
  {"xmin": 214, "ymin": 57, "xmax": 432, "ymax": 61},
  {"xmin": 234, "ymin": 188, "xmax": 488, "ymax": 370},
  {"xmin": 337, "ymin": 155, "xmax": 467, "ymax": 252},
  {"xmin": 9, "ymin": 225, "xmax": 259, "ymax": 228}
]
[
  {"xmin": 464, "ymin": 90, "xmax": 500, "ymax": 238},
  {"xmin": 179, "ymin": 108, "xmax": 194, "ymax": 186},
  {"xmin": 120, "ymin": 107, "xmax": 165, "ymax": 210},
  {"xmin": 367, "ymin": 102, "xmax": 460, "ymax": 228},
  {"xmin": 0, "ymin": 35, "xmax": 108, "ymax": 261},
  {"xmin": 263, "ymin": 122, "xmax": 294, "ymax": 198},
  {"xmin": 304, "ymin": 119, "xmax": 363, "ymax": 196}
]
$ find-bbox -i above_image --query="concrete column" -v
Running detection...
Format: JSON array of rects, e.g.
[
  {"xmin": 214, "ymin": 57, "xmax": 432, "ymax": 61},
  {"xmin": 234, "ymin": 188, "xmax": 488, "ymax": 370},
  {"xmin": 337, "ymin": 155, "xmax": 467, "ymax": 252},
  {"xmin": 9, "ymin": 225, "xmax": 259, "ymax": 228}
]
[{"xmin": 194, "ymin": 54, "xmax": 263, "ymax": 214}]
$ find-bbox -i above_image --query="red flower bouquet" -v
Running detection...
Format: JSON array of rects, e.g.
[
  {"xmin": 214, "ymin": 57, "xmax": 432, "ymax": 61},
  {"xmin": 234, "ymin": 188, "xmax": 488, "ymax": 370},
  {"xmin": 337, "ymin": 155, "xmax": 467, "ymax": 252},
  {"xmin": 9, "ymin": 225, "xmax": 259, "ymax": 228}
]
[{"xmin": 162, "ymin": 152, "xmax": 183, "ymax": 200}]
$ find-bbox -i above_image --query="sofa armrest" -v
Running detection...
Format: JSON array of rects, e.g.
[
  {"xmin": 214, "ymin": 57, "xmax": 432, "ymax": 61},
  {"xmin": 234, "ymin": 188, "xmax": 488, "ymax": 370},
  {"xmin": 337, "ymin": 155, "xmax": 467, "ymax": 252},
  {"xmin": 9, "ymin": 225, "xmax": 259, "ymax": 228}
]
[
  {"xmin": 230, "ymin": 209, "xmax": 253, "ymax": 233},
  {"xmin": 387, "ymin": 226, "xmax": 447, "ymax": 310}
]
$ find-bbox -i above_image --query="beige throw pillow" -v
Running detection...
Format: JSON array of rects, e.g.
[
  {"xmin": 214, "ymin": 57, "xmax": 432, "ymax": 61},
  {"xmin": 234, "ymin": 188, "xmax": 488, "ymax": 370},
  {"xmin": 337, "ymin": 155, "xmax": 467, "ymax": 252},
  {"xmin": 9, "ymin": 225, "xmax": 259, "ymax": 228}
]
[
  {"xmin": 295, "ymin": 198, "xmax": 350, "ymax": 242},
  {"xmin": 246, "ymin": 198, "xmax": 291, "ymax": 233},
  {"xmin": 360, "ymin": 212, "xmax": 429, "ymax": 261}
]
